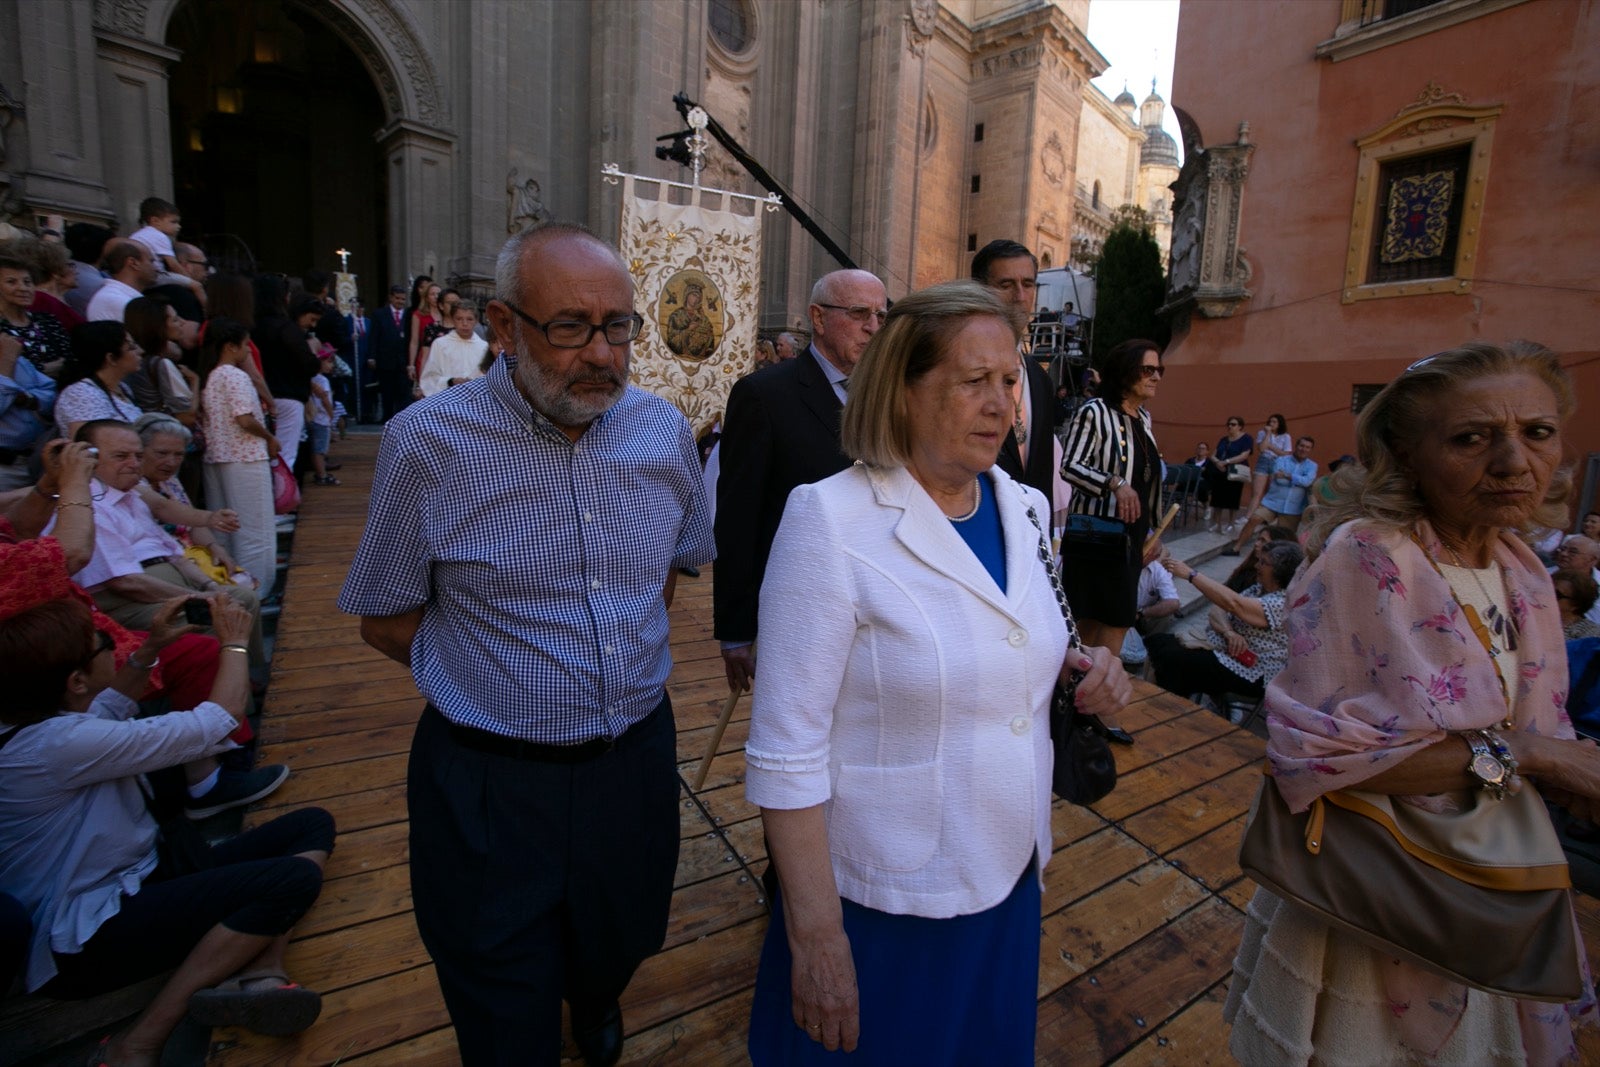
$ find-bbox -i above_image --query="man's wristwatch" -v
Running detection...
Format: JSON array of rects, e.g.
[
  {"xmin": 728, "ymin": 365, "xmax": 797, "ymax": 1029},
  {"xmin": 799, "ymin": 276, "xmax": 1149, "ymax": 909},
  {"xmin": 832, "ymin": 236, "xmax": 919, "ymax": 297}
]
[{"xmin": 1464, "ymin": 732, "xmax": 1510, "ymax": 800}]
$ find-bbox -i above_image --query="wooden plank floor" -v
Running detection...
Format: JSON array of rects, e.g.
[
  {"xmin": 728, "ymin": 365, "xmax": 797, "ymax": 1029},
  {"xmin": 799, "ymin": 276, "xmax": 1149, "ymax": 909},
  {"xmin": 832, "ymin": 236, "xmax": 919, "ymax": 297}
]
[{"xmin": 206, "ymin": 429, "xmax": 1600, "ymax": 1066}]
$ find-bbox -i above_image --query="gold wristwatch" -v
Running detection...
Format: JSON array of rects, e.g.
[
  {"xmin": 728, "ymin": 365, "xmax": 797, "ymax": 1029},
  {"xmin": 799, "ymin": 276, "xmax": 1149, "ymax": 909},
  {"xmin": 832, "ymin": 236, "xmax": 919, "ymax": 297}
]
[{"xmin": 1464, "ymin": 732, "xmax": 1510, "ymax": 801}]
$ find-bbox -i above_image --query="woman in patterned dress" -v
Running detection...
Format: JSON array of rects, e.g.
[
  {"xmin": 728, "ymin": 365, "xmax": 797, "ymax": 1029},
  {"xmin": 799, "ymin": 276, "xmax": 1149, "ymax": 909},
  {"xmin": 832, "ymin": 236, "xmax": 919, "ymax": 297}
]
[
  {"xmin": 53, "ymin": 322, "xmax": 144, "ymax": 438},
  {"xmin": 1148, "ymin": 540, "xmax": 1303, "ymax": 714},
  {"xmin": 198, "ymin": 318, "xmax": 280, "ymax": 592},
  {"xmin": 1226, "ymin": 341, "xmax": 1600, "ymax": 1066}
]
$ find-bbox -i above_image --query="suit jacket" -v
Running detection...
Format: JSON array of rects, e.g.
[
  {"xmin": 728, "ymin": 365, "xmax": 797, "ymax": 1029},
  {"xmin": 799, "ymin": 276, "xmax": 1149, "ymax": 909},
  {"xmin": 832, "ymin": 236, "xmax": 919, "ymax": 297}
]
[
  {"xmin": 744, "ymin": 463, "xmax": 1062, "ymax": 916},
  {"xmin": 996, "ymin": 354, "xmax": 1057, "ymax": 503},
  {"xmin": 370, "ymin": 304, "xmax": 410, "ymax": 371},
  {"xmin": 713, "ymin": 347, "xmax": 851, "ymax": 643}
]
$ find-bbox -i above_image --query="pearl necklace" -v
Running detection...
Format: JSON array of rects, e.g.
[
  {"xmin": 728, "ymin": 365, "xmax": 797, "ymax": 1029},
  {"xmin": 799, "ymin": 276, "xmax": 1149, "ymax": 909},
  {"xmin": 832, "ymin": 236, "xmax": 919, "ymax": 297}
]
[{"xmin": 948, "ymin": 477, "xmax": 982, "ymax": 523}]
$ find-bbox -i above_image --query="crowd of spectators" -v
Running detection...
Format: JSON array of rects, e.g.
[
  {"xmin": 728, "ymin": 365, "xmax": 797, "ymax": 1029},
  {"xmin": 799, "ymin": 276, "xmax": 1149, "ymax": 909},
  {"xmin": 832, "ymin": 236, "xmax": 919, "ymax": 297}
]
[{"xmin": 0, "ymin": 199, "xmax": 346, "ymax": 1061}]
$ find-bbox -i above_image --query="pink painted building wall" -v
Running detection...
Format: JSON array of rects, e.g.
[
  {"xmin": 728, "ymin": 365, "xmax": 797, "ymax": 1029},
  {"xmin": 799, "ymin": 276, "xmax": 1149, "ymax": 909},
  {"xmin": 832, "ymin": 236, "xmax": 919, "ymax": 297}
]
[{"xmin": 1159, "ymin": 0, "xmax": 1599, "ymax": 507}]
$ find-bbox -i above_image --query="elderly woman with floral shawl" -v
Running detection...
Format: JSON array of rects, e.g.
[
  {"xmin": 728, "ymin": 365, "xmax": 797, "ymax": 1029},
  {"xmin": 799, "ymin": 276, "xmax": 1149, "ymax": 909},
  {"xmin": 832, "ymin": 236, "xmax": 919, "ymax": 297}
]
[{"xmin": 1227, "ymin": 341, "xmax": 1600, "ymax": 1066}]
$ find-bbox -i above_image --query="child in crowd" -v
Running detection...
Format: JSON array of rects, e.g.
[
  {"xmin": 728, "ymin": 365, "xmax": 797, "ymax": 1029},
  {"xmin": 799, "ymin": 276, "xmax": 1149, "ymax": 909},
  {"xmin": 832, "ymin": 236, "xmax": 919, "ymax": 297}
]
[
  {"xmin": 306, "ymin": 349, "xmax": 339, "ymax": 485},
  {"xmin": 418, "ymin": 302, "xmax": 489, "ymax": 396},
  {"xmin": 127, "ymin": 197, "xmax": 184, "ymax": 274}
]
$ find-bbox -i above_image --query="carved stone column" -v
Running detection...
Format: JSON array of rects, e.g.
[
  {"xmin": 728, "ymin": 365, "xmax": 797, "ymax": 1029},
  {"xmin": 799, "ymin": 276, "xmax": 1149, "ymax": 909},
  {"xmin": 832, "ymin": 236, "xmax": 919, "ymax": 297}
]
[
  {"xmin": 13, "ymin": 0, "xmax": 115, "ymax": 220},
  {"xmin": 1161, "ymin": 122, "xmax": 1254, "ymax": 324},
  {"xmin": 93, "ymin": 29, "xmax": 180, "ymax": 226},
  {"xmin": 378, "ymin": 119, "xmax": 455, "ymax": 283}
]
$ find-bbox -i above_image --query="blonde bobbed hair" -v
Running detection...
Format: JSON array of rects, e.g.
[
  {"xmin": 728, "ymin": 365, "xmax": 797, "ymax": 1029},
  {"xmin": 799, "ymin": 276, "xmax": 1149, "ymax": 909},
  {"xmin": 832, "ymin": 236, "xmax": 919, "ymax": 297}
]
[
  {"xmin": 1300, "ymin": 339, "xmax": 1575, "ymax": 559},
  {"xmin": 840, "ymin": 281, "xmax": 1010, "ymax": 468}
]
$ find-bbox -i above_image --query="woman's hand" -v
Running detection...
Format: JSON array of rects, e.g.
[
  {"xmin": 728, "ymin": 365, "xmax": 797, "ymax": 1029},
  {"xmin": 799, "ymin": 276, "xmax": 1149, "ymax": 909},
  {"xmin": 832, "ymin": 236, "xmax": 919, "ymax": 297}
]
[
  {"xmin": 206, "ymin": 508, "xmax": 241, "ymax": 533},
  {"xmin": 206, "ymin": 542, "xmax": 241, "ymax": 573},
  {"xmin": 789, "ymin": 927, "xmax": 860, "ymax": 1053},
  {"xmin": 1511, "ymin": 734, "xmax": 1600, "ymax": 800},
  {"xmin": 1067, "ymin": 646, "xmax": 1132, "ymax": 724},
  {"xmin": 207, "ymin": 592, "xmax": 254, "ymax": 647},
  {"xmin": 144, "ymin": 596, "xmax": 201, "ymax": 653},
  {"xmin": 1113, "ymin": 483, "xmax": 1141, "ymax": 523},
  {"xmin": 266, "ymin": 435, "xmax": 281, "ymax": 460},
  {"xmin": 1221, "ymin": 630, "xmax": 1248, "ymax": 658}
]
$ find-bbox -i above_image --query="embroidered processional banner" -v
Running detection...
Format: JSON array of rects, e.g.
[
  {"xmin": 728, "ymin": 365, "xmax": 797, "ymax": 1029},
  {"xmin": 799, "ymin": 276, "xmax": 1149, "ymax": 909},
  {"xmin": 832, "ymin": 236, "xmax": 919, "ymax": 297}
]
[{"xmin": 618, "ymin": 175, "xmax": 762, "ymax": 436}]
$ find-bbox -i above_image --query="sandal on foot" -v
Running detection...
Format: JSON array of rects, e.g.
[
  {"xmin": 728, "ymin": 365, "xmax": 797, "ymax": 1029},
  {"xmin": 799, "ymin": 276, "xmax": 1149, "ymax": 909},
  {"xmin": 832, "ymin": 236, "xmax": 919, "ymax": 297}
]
[
  {"xmin": 312, "ymin": 474, "xmax": 340, "ymax": 486},
  {"xmin": 86, "ymin": 1035, "xmax": 111, "ymax": 1067},
  {"xmin": 188, "ymin": 971, "xmax": 322, "ymax": 1035}
]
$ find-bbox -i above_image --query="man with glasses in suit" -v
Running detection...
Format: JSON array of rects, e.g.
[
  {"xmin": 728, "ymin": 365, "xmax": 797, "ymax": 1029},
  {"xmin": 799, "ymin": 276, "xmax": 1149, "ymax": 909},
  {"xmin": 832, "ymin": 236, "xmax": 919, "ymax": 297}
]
[{"xmin": 714, "ymin": 268, "xmax": 886, "ymax": 694}]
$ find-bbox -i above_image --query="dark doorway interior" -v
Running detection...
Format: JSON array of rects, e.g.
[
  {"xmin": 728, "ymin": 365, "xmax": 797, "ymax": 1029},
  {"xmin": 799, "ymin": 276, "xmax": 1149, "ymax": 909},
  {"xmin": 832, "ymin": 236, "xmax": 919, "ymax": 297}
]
[{"xmin": 166, "ymin": 0, "xmax": 387, "ymax": 297}]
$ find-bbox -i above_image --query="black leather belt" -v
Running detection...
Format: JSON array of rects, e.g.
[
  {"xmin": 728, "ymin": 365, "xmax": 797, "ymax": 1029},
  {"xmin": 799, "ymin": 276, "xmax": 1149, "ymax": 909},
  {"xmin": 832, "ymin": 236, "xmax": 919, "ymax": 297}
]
[
  {"xmin": 140, "ymin": 556, "xmax": 171, "ymax": 568},
  {"xmin": 434, "ymin": 702, "xmax": 658, "ymax": 763}
]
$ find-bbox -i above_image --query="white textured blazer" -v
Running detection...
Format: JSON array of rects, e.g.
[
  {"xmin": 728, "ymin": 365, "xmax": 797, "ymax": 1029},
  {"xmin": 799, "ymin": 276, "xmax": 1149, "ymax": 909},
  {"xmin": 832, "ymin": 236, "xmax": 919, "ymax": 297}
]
[{"xmin": 744, "ymin": 462, "xmax": 1068, "ymax": 919}]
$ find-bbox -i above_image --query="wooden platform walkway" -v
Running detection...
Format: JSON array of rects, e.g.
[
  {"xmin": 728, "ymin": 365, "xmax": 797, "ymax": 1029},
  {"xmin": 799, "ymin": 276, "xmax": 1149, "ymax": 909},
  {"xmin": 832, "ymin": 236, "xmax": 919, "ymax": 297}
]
[{"xmin": 205, "ymin": 430, "xmax": 1600, "ymax": 1066}]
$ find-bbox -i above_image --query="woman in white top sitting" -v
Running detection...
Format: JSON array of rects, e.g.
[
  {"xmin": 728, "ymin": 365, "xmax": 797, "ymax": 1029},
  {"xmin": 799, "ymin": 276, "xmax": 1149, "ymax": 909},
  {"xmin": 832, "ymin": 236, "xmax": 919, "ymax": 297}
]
[
  {"xmin": 53, "ymin": 321, "xmax": 144, "ymax": 439},
  {"xmin": 0, "ymin": 594, "xmax": 333, "ymax": 1066},
  {"xmin": 743, "ymin": 281, "xmax": 1131, "ymax": 1065}
]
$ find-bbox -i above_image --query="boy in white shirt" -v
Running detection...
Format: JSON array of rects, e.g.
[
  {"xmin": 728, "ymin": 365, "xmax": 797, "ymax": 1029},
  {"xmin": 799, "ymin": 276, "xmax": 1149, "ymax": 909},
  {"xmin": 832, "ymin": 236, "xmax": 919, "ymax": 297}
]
[
  {"xmin": 418, "ymin": 303, "xmax": 490, "ymax": 397},
  {"xmin": 128, "ymin": 197, "xmax": 184, "ymax": 273}
]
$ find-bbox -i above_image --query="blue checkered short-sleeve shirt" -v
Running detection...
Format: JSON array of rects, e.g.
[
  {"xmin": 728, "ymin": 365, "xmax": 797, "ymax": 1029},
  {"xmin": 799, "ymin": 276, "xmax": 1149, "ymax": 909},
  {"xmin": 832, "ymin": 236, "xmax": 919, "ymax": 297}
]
[{"xmin": 338, "ymin": 354, "xmax": 715, "ymax": 743}]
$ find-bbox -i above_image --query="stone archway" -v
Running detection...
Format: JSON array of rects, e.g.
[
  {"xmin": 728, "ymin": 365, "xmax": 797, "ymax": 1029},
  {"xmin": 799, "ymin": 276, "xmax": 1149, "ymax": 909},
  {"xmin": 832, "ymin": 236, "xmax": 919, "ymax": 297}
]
[{"xmin": 92, "ymin": 0, "xmax": 455, "ymax": 285}]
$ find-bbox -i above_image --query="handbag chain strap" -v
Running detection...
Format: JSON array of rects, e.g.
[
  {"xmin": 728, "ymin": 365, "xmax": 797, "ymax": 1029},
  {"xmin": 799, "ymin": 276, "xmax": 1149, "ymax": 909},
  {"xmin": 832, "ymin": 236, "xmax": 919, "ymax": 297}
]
[{"xmin": 1020, "ymin": 489, "xmax": 1081, "ymax": 653}]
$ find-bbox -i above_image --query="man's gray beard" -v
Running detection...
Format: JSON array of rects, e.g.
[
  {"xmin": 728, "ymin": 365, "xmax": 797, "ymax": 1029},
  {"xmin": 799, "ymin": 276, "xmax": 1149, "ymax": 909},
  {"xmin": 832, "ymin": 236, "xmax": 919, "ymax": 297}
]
[{"xmin": 511, "ymin": 336, "xmax": 628, "ymax": 429}]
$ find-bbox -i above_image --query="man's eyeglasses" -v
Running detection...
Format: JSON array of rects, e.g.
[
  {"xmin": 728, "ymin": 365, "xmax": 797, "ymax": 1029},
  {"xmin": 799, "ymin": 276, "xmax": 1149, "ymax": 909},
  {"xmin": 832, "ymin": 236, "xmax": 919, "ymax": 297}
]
[
  {"xmin": 501, "ymin": 302, "xmax": 643, "ymax": 349},
  {"xmin": 816, "ymin": 303, "xmax": 888, "ymax": 326},
  {"xmin": 1138, "ymin": 365, "xmax": 1164, "ymax": 380}
]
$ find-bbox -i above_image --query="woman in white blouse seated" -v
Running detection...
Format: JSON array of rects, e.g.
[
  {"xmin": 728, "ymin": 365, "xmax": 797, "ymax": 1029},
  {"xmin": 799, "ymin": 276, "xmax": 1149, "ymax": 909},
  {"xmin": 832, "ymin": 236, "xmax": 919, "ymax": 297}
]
[
  {"xmin": 1149, "ymin": 540, "xmax": 1305, "ymax": 714},
  {"xmin": 743, "ymin": 281, "xmax": 1131, "ymax": 1065},
  {"xmin": 0, "ymin": 594, "xmax": 333, "ymax": 1066}
]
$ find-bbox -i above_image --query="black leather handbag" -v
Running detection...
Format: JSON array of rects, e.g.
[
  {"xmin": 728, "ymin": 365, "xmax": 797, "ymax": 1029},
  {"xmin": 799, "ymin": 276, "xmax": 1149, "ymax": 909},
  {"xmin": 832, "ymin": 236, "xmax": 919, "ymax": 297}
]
[{"xmin": 1024, "ymin": 500, "xmax": 1117, "ymax": 806}]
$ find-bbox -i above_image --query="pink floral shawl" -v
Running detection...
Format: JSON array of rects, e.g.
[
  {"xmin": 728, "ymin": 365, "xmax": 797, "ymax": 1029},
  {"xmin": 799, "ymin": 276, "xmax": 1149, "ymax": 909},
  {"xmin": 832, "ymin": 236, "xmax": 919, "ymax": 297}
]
[{"xmin": 1264, "ymin": 518, "xmax": 1594, "ymax": 1063}]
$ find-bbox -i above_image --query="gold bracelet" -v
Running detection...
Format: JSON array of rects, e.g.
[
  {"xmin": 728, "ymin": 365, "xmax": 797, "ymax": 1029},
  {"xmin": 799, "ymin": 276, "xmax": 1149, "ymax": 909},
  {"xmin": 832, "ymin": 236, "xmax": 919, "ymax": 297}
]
[{"xmin": 220, "ymin": 644, "xmax": 249, "ymax": 655}]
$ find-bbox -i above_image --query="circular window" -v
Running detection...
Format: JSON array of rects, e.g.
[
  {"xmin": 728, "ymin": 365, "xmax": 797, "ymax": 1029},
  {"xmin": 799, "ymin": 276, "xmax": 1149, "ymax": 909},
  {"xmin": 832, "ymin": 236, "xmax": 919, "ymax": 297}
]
[{"xmin": 708, "ymin": 0, "xmax": 755, "ymax": 55}]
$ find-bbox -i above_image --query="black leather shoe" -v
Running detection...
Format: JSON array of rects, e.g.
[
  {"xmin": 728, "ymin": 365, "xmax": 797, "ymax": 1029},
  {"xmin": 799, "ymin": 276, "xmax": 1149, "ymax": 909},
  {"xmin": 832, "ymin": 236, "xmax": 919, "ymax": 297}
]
[
  {"xmin": 573, "ymin": 1002, "xmax": 623, "ymax": 1067},
  {"xmin": 677, "ymin": 565, "xmax": 701, "ymax": 578},
  {"xmin": 1105, "ymin": 726, "xmax": 1136, "ymax": 746}
]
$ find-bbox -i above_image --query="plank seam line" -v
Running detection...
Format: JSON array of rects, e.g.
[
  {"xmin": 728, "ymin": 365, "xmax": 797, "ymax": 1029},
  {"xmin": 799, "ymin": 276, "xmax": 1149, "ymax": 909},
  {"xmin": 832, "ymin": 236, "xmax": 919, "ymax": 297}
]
[{"xmin": 676, "ymin": 773, "xmax": 770, "ymax": 914}]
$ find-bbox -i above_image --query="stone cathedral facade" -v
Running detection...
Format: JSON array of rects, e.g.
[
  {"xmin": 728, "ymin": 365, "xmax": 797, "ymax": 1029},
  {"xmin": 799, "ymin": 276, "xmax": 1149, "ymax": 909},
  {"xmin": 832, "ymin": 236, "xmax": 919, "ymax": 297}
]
[{"xmin": 0, "ymin": 0, "xmax": 1140, "ymax": 330}]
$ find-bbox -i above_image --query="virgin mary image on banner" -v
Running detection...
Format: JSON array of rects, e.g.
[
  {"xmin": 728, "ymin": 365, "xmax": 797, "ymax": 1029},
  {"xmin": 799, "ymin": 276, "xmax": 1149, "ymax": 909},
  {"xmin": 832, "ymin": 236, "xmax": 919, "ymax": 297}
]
[{"xmin": 659, "ymin": 269, "xmax": 723, "ymax": 361}]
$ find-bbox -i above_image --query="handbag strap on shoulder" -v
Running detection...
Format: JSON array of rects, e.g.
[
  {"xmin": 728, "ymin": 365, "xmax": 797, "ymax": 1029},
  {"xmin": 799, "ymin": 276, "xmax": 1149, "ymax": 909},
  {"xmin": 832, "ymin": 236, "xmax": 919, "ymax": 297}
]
[{"xmin": 1019, "ymin": 488, "xmax": 1081, "ymax": 652}]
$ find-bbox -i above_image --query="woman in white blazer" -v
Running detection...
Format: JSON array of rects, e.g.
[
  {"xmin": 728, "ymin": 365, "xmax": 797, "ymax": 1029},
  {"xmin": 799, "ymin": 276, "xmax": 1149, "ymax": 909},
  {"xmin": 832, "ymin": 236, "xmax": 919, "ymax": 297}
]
[{"xmin": 744, "ymin": 282, "xmax": 1131, "ymax": 1066}]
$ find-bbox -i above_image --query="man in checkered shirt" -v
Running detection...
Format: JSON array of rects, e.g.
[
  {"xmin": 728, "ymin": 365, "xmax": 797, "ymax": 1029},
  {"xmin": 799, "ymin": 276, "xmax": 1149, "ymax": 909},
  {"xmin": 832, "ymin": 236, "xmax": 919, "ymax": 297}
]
[{"xmin": 340, "ymin": 225, "xmax": 714, "ymax": 1067}]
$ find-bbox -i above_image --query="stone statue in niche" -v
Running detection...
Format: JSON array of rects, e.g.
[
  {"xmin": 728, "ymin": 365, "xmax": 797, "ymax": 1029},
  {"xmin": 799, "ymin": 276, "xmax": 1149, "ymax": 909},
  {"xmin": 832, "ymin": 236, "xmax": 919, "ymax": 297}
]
[
  {"xmin": 1161, "ymin": 120, "xmax": 1254, "ymax": 322},
  {"xmin": 507, "ymin": 168, "xmax": 553, "ymax": 234},
  {"xmin": 0, "ymin": 80, "xmax": 22, "ymax": 168}
]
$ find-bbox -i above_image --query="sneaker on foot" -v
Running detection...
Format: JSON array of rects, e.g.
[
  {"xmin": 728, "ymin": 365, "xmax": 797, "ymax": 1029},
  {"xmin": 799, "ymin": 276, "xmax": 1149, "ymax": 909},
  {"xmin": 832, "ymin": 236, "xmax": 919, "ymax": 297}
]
[{"xmin": 186, "ymin": 765, "xmax": 290, "ymax": 820}]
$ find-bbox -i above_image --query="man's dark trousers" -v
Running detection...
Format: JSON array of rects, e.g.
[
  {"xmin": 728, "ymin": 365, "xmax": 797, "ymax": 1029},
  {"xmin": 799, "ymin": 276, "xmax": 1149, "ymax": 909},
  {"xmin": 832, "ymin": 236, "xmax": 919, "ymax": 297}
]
[{"xmin": 407, "ymin": 695, "xmax": 680, "ymax": 1065}]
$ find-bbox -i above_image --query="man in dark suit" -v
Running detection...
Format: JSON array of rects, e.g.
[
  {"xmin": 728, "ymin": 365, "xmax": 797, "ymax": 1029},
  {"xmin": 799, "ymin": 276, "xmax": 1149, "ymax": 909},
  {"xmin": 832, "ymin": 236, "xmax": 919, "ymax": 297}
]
[
  {"xmin": 972, "ymin": 239, "xmax": 1057, "ymax": 504},
  {"xmin": 714, "ymin": 268, "xmax": 886, "ymax": 692},
  {"xmin": 370, "ymin": 283, "xmax": 412, "ymax": 420}
]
